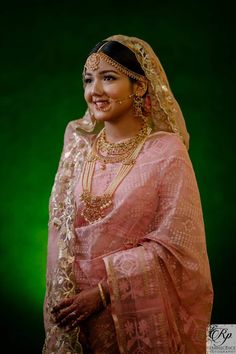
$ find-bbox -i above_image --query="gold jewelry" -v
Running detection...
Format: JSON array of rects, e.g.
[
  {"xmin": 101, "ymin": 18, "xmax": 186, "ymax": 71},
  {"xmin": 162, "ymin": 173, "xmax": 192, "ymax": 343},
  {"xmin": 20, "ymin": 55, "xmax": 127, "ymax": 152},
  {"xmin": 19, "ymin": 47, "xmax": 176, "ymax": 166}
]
[
  {"xmin": 84, "ymin": 53, "xmax": 101, "ymax": 71},
  {"xmin": 133, "ymin": 95, "xmax": 143, "ymax": 118},
  {"xmin": 92, "ymin": 123, "xmax": 149, "ymax": 169},
  {"xmin": 98, "ymin": 122, "xmax": 149, "ymax": 155},
  {"xmin": 133, "ymin": 95, "xmax": 148, "ymax": 124},
  {"xmin": 80, "ymin": 126, "xmax": 152, "ymax": 224},
  {"xmin": 98, "ymin": 282, "xmax": 107, "ymax": 308},
  {"xmin": 84, "ymin": 52, "xmax": 146, "ymax": 82}
]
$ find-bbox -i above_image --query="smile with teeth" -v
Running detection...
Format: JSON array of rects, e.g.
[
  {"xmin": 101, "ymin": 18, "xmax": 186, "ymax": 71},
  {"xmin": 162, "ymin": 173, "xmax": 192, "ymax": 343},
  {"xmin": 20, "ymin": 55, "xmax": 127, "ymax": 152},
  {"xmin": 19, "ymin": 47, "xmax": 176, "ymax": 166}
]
[{"xmin": 93, "ymin": 99, "xmax": 111, "ymax": 112}]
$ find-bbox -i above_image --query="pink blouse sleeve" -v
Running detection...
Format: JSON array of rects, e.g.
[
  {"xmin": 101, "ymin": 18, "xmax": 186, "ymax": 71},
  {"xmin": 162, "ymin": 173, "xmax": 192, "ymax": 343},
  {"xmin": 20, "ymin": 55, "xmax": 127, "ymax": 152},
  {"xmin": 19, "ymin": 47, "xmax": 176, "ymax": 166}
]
[{"xmin": 103, "ymin": 155, "xmax": 213, "ymax": 354}]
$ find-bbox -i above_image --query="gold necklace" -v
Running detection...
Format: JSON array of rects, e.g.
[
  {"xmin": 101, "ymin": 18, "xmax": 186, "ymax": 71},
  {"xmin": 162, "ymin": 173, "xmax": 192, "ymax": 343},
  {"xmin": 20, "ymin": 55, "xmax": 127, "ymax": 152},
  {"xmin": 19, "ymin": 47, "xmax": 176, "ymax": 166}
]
[
  {"xmin": 93, "ymin": 123, "xmax": 149, "ymax": 169},
  {"xmin": 98, "ymin": 123, "xmax": 148, "ymax": 155},
  {"xmin": 80, "ymin": 126, "xmax": 152, "ymax": 224}
]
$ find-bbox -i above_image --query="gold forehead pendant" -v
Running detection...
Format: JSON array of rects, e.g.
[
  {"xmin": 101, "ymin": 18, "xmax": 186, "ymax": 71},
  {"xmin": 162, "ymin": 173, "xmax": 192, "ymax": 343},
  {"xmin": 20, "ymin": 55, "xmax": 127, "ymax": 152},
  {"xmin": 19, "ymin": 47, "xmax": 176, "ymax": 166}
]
[
  {"xmin": 84, "ymin": 53, "xmax": 101, "ymax": 71},
  {"xmin": 84, "ymin": 52, "xmax": 146, "ymax": 82}
]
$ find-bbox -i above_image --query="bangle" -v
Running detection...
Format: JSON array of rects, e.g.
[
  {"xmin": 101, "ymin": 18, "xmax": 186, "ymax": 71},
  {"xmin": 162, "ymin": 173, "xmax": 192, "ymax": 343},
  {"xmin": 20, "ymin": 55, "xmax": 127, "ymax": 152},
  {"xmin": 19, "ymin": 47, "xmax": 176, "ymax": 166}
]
[{"xmin": 98, "ymin": 282, "xmax": 107, "ymax": 308}]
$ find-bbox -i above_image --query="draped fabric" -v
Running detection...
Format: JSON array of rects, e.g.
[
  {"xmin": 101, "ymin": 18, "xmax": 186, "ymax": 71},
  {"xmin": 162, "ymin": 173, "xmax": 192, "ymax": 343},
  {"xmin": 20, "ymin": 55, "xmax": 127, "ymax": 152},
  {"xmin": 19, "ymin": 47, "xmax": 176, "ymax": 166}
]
[
  {"xmin": 43, "ymin": 122, "xmax": 213, "ymax": 353},
  {"xmin": 43, "ymin": 34, "xmax": 213, "ymax": 353}
]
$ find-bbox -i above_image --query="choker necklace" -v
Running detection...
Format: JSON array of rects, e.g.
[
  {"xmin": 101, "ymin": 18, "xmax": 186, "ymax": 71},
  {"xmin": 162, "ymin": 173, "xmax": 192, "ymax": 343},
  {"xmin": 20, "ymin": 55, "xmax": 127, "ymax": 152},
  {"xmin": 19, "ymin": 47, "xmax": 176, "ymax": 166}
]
[
  {"xmin": 94, "ymin": 122, "xmax": 149, "ymax": 169},
  {"xmin": 80, "ymin": 125, "xmax": 152, "ymax": 224},
  {"xmin": 98, "ymin": 123, "xmax": 148, "ymax": 155}
]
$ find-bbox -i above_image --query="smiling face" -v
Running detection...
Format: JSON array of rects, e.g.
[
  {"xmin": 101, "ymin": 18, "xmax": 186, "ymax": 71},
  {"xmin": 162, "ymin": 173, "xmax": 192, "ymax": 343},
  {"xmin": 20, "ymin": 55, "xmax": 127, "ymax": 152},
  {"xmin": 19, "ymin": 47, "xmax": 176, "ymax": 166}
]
[{"xmin": 83, "ymin": 58, "xmax": 137, "ymax": 123}]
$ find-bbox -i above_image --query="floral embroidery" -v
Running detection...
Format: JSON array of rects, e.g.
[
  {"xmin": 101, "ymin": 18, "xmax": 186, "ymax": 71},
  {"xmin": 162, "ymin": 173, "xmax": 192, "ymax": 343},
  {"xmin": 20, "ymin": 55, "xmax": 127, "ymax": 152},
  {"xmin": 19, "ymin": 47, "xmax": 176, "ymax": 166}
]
[
  {"xmin": 125, "ymin": 319, "xmax": 151, "ymax": 352},
  {"xmin": 125, "ymin": 320, "xmax": 135, "ymax": 337}
]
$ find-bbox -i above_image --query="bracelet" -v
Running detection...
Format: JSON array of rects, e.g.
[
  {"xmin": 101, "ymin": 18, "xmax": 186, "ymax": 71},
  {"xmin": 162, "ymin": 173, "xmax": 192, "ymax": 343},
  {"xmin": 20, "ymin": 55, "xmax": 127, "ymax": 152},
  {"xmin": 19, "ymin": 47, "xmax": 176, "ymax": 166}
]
[{"xmin": 98, "ymin": 282, "xmax": 107, "ymax": 308}]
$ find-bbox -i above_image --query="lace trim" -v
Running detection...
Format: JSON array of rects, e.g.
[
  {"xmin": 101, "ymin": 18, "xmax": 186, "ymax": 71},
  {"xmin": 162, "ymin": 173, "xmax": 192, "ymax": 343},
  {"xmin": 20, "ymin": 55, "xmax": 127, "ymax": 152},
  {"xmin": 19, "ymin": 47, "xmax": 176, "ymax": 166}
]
[{"xmin": 43, "ymin": 123, "xmax": 90, "ymax": 353}]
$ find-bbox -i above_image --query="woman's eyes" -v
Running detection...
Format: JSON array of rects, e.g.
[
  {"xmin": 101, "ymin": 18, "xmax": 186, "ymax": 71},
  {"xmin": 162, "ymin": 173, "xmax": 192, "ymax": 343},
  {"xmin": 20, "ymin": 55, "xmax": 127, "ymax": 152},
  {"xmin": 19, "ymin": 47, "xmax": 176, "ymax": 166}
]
[
  {"xmin": 84, "ymin": 78, "xmax": 92, "ymax": 84},
  {"xmin": 104, "ymin": 75, "xmax": 116, "ymax": 81},
  {"xmin": 83, "ymin": 75, "xmax": 117, "ymax": 84}
]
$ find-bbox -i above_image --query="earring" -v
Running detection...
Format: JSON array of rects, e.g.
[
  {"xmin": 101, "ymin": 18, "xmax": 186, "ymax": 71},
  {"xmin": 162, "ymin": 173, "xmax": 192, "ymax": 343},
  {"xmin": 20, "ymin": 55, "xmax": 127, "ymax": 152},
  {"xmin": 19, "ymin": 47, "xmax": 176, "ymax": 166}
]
[
  {"xmin": 133, "ymin": 95, "xmax": 147, "ymax": 123},
  {"xmin": 133, "ymin": 95, "xmax": 143, "ymax": 116}
]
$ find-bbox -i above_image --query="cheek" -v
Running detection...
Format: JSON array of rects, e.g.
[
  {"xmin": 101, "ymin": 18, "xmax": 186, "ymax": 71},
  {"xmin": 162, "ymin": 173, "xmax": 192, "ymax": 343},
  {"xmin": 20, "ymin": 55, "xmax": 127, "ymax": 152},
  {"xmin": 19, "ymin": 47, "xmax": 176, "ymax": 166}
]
[
  {"xmin": 84, "ymin": 88, "xmax": 91, "ymax": 103},
  {"xmin": 108, "ymin": 82, "xmax": 132, "ymax": 98}
]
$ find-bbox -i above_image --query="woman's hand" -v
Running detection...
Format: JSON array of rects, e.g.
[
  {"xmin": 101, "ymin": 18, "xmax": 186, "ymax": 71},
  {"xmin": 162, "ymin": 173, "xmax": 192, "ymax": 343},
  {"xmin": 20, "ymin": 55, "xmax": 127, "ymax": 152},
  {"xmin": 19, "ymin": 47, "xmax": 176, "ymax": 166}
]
[
  {"xmin": 51, "ymin": 280, "xmax": 110, "ymax": 331},
  {"xmin": 51, "ymin": 286, "xmax": 102, "ymax": 331}
]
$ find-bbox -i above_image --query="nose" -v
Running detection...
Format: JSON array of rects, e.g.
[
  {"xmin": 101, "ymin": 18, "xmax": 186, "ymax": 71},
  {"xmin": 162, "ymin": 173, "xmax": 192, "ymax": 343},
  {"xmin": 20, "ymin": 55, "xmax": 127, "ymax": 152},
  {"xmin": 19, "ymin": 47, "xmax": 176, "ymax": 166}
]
[{"xmin": 91, "ymin": 78, "xmax": 103, "ymax": 96}]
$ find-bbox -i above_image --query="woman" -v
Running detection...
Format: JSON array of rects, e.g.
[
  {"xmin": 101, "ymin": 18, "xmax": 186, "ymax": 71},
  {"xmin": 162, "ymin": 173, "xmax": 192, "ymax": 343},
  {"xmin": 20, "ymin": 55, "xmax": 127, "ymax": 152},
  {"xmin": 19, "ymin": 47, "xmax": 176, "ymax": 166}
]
[{"xmin": 43, "ymin": 35, "xmax": 213, "ymax": 354}]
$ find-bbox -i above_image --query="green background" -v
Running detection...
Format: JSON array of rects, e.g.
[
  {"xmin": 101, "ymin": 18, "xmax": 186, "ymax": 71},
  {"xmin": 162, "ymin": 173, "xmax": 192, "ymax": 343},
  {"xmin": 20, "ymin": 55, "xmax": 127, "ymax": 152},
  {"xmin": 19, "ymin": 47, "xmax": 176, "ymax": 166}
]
[{"xmin": 1, "ymin": 0, "xmax": 235, "ymax": 352}]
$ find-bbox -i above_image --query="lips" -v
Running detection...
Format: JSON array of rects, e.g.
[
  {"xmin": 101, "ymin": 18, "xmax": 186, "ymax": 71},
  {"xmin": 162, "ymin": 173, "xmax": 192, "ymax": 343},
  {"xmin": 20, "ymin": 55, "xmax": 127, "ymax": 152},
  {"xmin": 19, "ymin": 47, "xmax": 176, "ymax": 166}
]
[{"xmin": 93, "ymin": 99, "xmax": 111, "ymax": 111}]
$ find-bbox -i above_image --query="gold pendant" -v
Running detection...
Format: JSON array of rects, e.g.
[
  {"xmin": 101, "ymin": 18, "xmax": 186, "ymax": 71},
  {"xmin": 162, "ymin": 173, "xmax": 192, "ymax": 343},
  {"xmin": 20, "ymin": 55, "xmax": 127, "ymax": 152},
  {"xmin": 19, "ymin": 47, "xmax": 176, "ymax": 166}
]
[{"xmin": 80, "ymin": 192, "xmax": 112, "ymax": 224}]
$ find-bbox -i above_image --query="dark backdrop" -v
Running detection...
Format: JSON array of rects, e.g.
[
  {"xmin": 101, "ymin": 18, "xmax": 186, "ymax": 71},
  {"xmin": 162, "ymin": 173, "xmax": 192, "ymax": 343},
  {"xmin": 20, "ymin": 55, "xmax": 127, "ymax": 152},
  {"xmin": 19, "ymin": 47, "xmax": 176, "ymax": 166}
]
[{"xmin": 1, "ymin": 0, "xmax": 235, "ymax": 352}]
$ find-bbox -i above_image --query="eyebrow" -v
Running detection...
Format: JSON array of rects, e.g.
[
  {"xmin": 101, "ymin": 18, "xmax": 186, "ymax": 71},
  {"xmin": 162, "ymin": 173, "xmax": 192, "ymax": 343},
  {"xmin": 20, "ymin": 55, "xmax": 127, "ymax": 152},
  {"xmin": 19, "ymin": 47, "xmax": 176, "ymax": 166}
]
[{"xmin": 84, "ymin": 70, "xmax": 120, "ymax": 76}]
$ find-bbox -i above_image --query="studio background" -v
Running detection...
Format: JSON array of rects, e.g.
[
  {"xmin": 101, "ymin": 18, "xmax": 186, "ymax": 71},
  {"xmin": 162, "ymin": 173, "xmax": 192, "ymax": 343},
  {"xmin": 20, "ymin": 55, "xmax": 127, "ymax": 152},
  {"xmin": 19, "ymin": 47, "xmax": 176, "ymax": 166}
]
[{"xmin": 1, "ymin": 0, "xmax": 235, "ymax": 352}]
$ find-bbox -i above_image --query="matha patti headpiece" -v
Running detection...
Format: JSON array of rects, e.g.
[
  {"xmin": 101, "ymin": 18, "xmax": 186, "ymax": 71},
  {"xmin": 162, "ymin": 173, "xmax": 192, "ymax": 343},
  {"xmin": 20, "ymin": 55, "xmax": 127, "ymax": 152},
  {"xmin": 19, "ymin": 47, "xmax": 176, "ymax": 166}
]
[{"xmin": 84, "ymin": 51, "xmax": 147, "ymax": 82}]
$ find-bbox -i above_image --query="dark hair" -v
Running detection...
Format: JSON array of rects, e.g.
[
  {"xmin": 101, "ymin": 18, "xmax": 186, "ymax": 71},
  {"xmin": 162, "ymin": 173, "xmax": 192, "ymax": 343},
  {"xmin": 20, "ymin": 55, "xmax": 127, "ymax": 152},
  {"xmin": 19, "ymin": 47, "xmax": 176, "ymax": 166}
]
[{"xmin": 88, "ymin": 40, "xmax": 145, "ymax": 78}]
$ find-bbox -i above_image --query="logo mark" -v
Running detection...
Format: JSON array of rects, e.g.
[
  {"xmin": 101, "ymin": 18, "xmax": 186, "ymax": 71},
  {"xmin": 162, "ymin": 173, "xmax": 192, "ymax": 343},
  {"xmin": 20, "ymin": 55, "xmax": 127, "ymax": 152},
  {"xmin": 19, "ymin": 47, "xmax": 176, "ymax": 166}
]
[{"xmin": 207, "ymin": 324, "xmax": 236, "ymax": 353}]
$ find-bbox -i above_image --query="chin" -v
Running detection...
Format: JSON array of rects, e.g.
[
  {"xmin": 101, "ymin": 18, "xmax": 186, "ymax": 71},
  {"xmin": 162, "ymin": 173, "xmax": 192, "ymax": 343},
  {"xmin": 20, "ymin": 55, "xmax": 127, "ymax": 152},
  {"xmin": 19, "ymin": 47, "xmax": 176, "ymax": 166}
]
[{"xmin": 93, "ymin": 111, "xmax": 114, "ymax": 122}]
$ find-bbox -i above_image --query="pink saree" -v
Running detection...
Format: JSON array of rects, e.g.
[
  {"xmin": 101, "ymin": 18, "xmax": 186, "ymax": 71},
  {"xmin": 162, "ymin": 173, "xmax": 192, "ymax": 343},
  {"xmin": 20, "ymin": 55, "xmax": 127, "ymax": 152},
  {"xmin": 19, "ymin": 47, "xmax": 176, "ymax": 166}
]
[
  {"xmin": 44, "ymin": 126, "xmax": 213, "ymax": 353},
  {"xmin": 43, "ymin": 35, "xmax": 213, "ymax": 354}
]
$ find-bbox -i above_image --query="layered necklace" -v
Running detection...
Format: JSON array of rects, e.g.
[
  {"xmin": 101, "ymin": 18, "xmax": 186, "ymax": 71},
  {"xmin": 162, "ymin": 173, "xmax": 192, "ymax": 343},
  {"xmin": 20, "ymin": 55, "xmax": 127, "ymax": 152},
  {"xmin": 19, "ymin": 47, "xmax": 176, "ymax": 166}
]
[{"xmin": 79, "ymin": 123, "xmax": 152, "ymax": 224}]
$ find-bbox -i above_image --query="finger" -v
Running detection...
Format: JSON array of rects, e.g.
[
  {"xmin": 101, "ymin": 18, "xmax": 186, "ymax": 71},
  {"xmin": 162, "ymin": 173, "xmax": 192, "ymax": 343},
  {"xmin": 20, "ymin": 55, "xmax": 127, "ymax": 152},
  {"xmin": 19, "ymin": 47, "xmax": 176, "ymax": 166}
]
[
  {"xmin": 52, "ymin": 298, "xmax": 74, "ymax": 313},
  {"xmin": 58, "ymin": 310, "xmax": 79, "ymax": 328},
  {"xmin": 55, "ymin": 304, "xmax": 76, "ymax": 323},
  {"xmin": 65, "ymin": 316, "xmax": 82, "ymax": 332},
  {"xmin": 52, "ymin": 297, "xmax": 74, "ymax": 314},
  {"xmin": 65, "ymin": 312, "xmax": 89, "ymax": 332}
]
